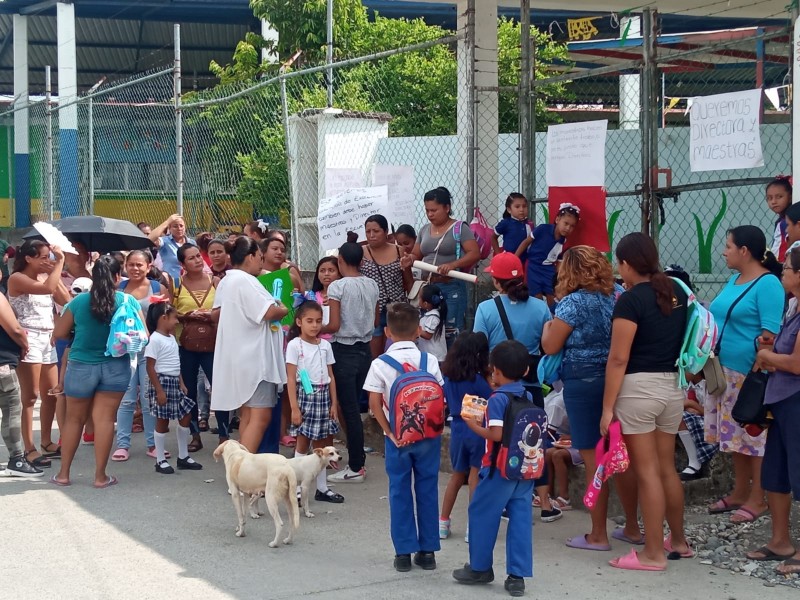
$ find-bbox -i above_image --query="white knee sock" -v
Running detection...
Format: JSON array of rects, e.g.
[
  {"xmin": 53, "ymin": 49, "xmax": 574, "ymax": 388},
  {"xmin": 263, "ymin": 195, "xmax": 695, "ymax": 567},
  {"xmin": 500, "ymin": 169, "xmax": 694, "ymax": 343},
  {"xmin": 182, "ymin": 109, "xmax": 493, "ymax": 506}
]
[
  {"xmin": 154, "ymin": 431, "xmax": 167, "ymax": 463},
  {"xmin": 177, "ymin": 425, "xmax": 191, "ymax": 460},
  {"xmin": 316, "ymin": 468, "xmax": 329, "ymax": 494},
  {"xmin": 678, "ymin": 430, "xmax": 701, "ymax": 470}
]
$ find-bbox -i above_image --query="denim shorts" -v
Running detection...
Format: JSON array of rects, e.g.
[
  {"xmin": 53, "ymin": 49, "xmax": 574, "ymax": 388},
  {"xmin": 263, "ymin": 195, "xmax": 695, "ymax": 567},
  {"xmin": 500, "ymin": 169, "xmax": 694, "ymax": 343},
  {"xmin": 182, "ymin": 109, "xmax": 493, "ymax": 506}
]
[
  {"xmin": 762, "ymin": 395, "xmax": 800, "ymax": 500},
  {"xmin": 561, "ymin": 362, "xmax": 606, "ymax": 450},
  {"xmin": 373, "ymin": 306, "xmax": 388, "ymax": 337},
  {"xmin": 64, "ymin": 358, "xmax": 132, "ymax": 399}
]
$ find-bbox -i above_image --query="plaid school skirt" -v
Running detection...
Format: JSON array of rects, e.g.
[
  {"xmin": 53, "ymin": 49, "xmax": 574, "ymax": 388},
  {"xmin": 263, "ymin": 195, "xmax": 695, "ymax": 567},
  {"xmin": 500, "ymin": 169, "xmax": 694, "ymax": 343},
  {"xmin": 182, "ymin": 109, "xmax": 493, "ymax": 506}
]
[
  {"xmin": 289, "ymin": 383, "xmax": 340, "ymax": 441},
  {"xmin": 148, "ymin": 373, "xmax": 195, "ymax": 421}
]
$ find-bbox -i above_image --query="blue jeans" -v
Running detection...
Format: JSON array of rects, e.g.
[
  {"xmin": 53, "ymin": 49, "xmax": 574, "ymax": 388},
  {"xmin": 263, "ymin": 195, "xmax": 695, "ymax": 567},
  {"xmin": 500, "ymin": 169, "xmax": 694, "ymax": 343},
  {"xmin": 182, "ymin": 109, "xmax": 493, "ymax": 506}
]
[
  {"xmin": 437, "ymin": 279, "xmax": 467, "ymax": 332},
  {"xmin": 257, "ymin": 391, "xmax": 282, "ymax": 454},
  {"xmin": 179, "ymin": 348, "xmax": 229, "ymax": 440},
  {"xmin": 197, "ymin": 369, "xmax": 210, "ymax": 420},
  {"xmin": 561, "ymin": 362, "xmax": 606, "ymax": 450},
  {"xmin": 116, "ymin": 351, "xmax": 155, "ymax": 450},
  {"xmin": 468, "ymin": 467, "xmax": 534, "ymax": 577},
  {"xmin": 385, "ymin": 436, "xmax": 441, "ymax": 555}
]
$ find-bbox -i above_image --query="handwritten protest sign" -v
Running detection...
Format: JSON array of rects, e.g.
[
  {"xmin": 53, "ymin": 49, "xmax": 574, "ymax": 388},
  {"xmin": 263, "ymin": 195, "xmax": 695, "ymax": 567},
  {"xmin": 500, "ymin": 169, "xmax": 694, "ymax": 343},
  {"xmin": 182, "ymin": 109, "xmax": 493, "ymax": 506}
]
[
  {"xmin": 689, "ymin": 89, "xmax": 763, "ymax": 172},
  {"xmin": 372, "ymin": 164, "xmax": 416, "ymax": 229},
  {"xmin": 317, "ymin": 186, "xmax": 389, "ymax": 251},
  {"xmin": 324, "ymin": 168, "xmax": 364, "ymax": 198},
  {"xmin": 546, "ymin": 120, "xmax": 607, "ymax": 187}
]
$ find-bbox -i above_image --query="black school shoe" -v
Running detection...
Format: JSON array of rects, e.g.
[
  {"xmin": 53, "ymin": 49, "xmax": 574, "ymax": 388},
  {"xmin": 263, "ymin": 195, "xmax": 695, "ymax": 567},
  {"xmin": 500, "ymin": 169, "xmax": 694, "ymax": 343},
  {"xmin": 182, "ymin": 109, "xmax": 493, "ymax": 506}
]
[
  {"xmin": 315, "ymin": 489, "xmax": 345, "ymax": 503},
  {"xmin": 394, "ymin": 554, "xmax": 412, "ymax": 572},
  {"xmin": 504, "ymin": 575, "xmax": 525, "ymax": 597},
  {"xmin": 414, "ymin": 551, "xmax": 436, "ymax": 570},
  {"xmin": 177, "ymin": 457, "xmax": 203, "ymax": 470},
  {"xmin": 452, "ymin": 563, "xmax": 494, "ymax": 584}
]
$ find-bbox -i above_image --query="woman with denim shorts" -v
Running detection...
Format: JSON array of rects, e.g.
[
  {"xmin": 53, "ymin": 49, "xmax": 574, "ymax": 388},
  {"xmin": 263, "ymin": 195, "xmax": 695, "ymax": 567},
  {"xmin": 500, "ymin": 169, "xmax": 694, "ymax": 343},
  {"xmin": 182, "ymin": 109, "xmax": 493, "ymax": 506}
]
[
  {"xmin": 51, "ymin": 256, "xmax": 144, "ymax": 488},
  {"xmin": 541, "ymin": 245, "xmax": 640, "ymax": 552}
]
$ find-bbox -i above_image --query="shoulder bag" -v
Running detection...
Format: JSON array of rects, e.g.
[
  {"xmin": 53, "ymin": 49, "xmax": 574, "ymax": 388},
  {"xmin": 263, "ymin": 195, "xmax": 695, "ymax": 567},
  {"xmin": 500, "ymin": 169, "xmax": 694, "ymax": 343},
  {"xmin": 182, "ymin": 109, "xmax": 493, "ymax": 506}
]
[
  {"xmin": 703, "ymin": 273, "xmax": 769, "ymax": 396},
  {"xmin": 179, "ymin": 278, "xmax": 217, "ymax": 353},
  {"xmin": 409, "ymin": 222, "xmax": 457, "ymax": 307}
]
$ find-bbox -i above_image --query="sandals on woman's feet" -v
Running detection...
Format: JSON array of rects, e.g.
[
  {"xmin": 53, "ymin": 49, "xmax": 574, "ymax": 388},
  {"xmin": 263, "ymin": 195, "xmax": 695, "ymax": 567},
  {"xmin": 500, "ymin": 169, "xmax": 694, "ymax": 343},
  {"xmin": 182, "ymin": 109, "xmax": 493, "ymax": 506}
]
[
  {"xmin": 188, "ymin": 439, "xmax": 203, "ymax": 453},
  {"xmin": 25, "ymin": 450, "xmax": 51, "ymax": 468},
  {"xmin": 708, "ymin": 497, "xmax": 742, "ymax": 514},
  {"xmin": 198, "ymin": 418, "xmax": 209, "ymax": 432},
  {"xmin": 41, "ymin": 443, "xmax": 61, "ymax": 459}
]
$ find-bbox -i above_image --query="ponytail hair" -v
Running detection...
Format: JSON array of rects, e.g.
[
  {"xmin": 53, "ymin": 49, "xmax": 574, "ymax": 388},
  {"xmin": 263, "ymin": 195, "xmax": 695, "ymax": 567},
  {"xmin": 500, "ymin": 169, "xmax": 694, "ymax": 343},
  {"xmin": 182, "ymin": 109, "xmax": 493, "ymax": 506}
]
[
  {"xmin": 421, "ymin": 284, "xmax": 447, "ymax": 340},
  {"xmin": 615, "ymin": 232, "xmax": 674, "ymax": 316},
  {"xmin": 146, "ymin": 301, "xmax": 177, "ymax": 335},
  {"xmin": 224, "ymin": 236, "xmax": 259, "ymax": 267},
  {"xmin": 90, "ymin": 255, "xmax": 122, "ymax": 324},
  {"xmin": 497, "ymin": 277, "xmax": 530, "ymax": 303}
]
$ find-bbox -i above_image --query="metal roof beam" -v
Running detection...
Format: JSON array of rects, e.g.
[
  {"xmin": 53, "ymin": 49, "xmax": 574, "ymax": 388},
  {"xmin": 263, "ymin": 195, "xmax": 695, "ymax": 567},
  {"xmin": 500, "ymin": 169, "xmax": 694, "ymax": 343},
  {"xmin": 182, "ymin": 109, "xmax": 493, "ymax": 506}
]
[{"xmin": 20, "ymin": 0, "xmax": 57, "ymax": 16}]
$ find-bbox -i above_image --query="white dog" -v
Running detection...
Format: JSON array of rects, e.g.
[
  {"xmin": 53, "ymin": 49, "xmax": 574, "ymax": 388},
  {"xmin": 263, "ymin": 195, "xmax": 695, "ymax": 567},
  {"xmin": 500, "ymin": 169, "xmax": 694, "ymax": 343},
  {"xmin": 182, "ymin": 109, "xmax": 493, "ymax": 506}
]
[
  {"xmin": 250, "ymin": 446, "xmax": 342, "ymax": 518},
  {"xmin": 213, "ymin": 440, "xmax": 299, "ymax": 547}
]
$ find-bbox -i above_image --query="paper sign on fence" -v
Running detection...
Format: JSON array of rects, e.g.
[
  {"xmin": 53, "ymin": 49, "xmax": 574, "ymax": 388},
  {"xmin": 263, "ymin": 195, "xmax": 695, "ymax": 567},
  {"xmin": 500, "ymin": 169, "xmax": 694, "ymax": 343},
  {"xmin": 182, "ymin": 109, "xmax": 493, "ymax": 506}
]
[
  {"xmin": 324, "ymin": 168, "xmax": 364, "ymax": 198},
  {"xmin": 372, "ymin": 164, "xmax": 416, "ymax": 229},
  {"xmin": 317, "ymin": 186, "xmax": 389, "ymax": 251},
  {"xmin": 546, "ymin": 120, "xmax": 607, "ymax": 187},
  {"xmin": 689, "ymin": 88, "xmax": 764, "ymax": 172}
]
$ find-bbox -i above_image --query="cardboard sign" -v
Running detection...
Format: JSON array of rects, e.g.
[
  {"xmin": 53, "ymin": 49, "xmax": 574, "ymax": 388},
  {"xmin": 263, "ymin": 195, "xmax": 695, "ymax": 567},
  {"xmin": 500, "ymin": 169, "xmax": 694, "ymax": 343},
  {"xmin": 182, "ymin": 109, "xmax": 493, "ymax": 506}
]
[
  {"xmin": 317, "ymin": 186, "xmax": 389, "ymax": 251},
  {"xmin": 546, "ymin": 120, "xmax": 607, "ymax": 187},
  {"xmin": 689, "ymin": 88, "xmax": 764, "ymax": 172}
]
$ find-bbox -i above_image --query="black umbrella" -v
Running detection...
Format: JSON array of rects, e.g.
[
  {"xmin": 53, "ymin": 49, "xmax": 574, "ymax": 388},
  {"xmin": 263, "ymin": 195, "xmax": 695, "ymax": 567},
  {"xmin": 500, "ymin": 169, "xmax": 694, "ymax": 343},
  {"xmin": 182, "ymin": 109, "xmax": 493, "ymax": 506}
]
[{"xmin": 23, "ymin": 216, "xmax": 153, "ymax": 253}]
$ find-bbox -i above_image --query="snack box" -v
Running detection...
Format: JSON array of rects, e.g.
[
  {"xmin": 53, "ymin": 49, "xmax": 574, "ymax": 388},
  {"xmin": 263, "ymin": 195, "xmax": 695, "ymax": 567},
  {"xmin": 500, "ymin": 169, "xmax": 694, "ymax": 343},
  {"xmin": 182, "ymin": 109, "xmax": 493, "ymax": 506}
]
[{"xmin": 461, "ymin": 394, "xmax": 488, "ymax": 420}]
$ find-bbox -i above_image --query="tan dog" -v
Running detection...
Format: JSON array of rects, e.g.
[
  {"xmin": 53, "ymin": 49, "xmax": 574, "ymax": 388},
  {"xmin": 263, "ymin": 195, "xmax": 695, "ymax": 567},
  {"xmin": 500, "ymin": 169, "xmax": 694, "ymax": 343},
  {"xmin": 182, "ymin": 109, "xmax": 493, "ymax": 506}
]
[
  {"xmin": 213, "ymin": 440, "xmax": 300, "ymax": 547},
  {"xmin": 251, "ymin": 446, "xmax": 342, "ymax": 519}
]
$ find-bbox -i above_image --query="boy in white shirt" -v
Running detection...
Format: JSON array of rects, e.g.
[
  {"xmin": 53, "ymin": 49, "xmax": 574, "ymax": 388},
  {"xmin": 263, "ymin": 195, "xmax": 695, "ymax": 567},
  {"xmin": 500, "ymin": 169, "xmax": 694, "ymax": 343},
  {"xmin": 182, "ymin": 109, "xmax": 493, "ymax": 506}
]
[{"xmin": 364, "ymin": 302, "xmax": 445, "ymax": 573}]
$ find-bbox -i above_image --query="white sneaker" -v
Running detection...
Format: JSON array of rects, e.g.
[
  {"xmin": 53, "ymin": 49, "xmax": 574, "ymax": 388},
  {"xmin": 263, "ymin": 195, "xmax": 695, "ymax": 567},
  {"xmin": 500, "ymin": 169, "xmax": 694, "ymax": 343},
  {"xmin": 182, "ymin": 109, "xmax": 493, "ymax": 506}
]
[{"xmin": 327, "ymin": 467, "xmax": 365, "ymax": 483}]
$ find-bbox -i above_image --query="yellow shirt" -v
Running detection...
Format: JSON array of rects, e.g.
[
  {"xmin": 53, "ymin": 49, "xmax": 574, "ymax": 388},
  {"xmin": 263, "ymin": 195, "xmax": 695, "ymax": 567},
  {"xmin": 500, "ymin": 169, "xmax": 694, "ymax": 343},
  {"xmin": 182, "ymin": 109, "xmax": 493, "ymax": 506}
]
[{"xmin": 173, "ymin": 276, "xmax": 216, "ymax": 341}]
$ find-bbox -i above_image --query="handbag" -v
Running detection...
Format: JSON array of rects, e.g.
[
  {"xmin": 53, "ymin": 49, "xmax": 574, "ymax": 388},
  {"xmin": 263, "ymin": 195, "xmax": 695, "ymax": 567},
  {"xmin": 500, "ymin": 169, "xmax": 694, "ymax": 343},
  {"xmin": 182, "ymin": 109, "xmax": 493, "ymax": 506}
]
[
  {"xmin": 494, "ymin": 296, "xmax": 540, "ymax": 384},
  {"xmin": 703, "ymin": 273, "xmax": 769, "ymax": 396},
  {"xmin": 731, "ymin": 369, "xmax": 769, "ymax": 427},
  {"xmin": 178, "ymin": 279, "xmax": 216, "ymax": 353},
  {"xmin": 584, "ymin": 421, "xmax": 629, "ymax": 510}
]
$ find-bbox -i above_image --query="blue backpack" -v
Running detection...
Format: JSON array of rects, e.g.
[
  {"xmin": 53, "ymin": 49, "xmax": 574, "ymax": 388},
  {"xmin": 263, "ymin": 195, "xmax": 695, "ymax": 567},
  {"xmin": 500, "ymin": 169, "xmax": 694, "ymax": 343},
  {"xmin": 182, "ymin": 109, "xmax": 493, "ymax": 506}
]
[
  {"xmin": 378, "ymin": 352, "xmax": 446, "ymax": 445},
  {"xmin": 490, "ymin": 392, "xmax": 548, "ymax": 480},
  {"xmin": 105, "ymin": 293, "xmax": 148, "ymax": 358},
  {"xmin": 671, "ymin": 277, "xmax": 718, "ymax": 389}
]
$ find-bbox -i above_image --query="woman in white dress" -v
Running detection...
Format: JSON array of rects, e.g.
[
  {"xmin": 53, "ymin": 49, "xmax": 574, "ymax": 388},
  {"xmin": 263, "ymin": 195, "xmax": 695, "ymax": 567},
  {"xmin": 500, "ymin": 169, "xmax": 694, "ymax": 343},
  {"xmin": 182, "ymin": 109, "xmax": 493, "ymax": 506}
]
[{"xmin": 210, "ymin": 237, "xmax": 288, "ymax": 451}]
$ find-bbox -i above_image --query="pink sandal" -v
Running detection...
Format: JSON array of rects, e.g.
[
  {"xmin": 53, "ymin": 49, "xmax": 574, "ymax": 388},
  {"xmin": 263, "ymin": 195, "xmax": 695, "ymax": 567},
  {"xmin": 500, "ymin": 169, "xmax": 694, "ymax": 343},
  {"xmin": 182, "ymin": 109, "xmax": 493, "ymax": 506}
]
[
  {"xmin": 280, "ymin": 435, "xmax": 297, "ymax": 448},
  {"xmin": 664, "ymin": 533, "xmax": 694, "ymax": 559},
  {"xmin": 609, "ymin": 549, "xmax": 666, "ymax": 572},
  {"xmin": 111, "ymin": 448, "xmax": 129, "ymax": 462}
]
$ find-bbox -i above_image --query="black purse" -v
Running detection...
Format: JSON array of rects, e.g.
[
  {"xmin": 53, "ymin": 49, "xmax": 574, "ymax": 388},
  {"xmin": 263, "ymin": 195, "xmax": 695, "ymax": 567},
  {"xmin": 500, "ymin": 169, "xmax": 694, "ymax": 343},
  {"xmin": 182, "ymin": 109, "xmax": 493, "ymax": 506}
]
[
  {"xmin": 494, "ymin": 296, "xmax": 541, "ymax": 386},
  {"xmin": 731, "ymin": 339, "xmax": 769, "ymax": 427}
]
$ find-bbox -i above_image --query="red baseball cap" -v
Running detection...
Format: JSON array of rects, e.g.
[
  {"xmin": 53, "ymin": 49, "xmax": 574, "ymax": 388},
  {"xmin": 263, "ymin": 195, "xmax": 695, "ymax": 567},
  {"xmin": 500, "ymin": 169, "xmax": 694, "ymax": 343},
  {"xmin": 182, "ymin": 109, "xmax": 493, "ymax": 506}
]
[{"xmin": 484, "ymin": 252, "xmax": 524, "ymax": 279}]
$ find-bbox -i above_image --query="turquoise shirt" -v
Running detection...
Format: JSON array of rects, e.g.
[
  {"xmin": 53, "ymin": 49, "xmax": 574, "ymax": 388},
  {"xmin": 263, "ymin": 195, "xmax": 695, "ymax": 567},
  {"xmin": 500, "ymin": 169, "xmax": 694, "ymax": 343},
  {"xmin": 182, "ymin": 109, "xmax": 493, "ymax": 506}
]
[
  {"xmin": 709, "ymin": 273, "xmax": 784, "ymax": 374},
  {"xmin": 473, "ymin": 295, "xmax": 551, "ymax": 354},
  {"xmin": 65, "ymin": 291, "xmax": 126, "ymax": 364}
]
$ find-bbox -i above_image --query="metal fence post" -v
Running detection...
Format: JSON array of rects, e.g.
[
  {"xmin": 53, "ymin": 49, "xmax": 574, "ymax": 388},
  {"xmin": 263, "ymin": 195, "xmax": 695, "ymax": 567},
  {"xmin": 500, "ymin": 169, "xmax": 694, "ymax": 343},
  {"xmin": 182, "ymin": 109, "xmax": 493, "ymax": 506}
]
[
  {"xmin": 326, "ymin": 0, "xmax": 334, "ymax": 107},
  {"xmin": 640, "ymin": 8, "xmax": 659, "ymax": 243},
  {"xmin": 88, "ymin": 96, "xmax": 94, "ymax": 215},
  {"xmin": 465, "ymin": 0, "xmax": 476, "ymax": 220},
  {"xmin": 45, "ymin": 65, "xmax": 54, "ymax": 220},
  {"xmin": 519, "ymin": 0, "xmax": 534, "ymax": 203},
  {"xmin": 174, "ymin": 24, "xmax": 184, "ymax": 216},
  {"xmin": 279, "ymin": 73, "xmax": 298, "ymax": 264}
]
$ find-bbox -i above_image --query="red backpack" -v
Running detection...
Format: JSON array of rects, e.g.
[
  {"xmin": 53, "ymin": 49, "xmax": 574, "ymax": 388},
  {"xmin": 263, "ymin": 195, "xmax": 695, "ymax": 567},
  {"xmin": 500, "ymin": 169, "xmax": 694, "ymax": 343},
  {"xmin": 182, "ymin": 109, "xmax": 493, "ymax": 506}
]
[{"xmin": 378, "ymin": 352, "xmax": 446, "ymax": 445}]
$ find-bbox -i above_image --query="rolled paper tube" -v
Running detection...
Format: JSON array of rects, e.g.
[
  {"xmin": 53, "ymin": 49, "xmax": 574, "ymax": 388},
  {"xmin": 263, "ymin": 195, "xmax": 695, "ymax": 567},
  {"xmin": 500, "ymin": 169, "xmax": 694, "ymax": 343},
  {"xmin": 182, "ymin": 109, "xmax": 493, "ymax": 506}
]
[{"xmin": 412, "ymin": 261, "xmax": 478, "ymax": 283}]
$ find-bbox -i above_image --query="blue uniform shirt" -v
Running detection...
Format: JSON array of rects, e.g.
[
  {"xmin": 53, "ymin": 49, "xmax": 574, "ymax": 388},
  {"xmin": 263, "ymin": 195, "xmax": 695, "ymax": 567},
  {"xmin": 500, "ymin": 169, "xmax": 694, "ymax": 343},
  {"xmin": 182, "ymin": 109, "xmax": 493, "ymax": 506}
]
[
  {"xmin": 494, "ymin": 217, "xmax": 532, "ymax": 255},
  {"xmin": 527, "ymin": 223, "xmax": 564, "ymax": 266},
  {"xmin": 158, "ymin": 234, "xmax": 196, "ymax": 283}
]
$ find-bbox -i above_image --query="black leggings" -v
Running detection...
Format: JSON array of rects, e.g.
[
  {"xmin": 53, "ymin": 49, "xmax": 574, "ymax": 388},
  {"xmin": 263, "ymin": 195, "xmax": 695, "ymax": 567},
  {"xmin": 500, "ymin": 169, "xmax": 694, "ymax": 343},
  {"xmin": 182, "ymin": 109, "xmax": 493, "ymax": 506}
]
[{"xmin": 179, "ymin": 348, "xmax": 229, "ymax": 440}]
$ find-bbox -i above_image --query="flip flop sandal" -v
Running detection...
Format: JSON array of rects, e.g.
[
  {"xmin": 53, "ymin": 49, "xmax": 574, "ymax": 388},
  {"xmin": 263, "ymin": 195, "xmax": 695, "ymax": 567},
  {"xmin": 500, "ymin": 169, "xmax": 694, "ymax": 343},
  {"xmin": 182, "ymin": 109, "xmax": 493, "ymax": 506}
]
[
  {"xmin": 730, "ymin": 506, "xmax": 769, "ymax": 523},
  {"xmin": 609, "ymin": 549, "xmax": 666, "ymax": 572},
  {"xmin": 746, "ymin": 546, "xmax": 796, "ymax": 561},
  {"xmin": 776, "ymin": 558, "xmax": 800, "ymax": 575},
  {"xmin": 111, "ymin": 448, "xmax": 130, "ymax": 462},
  {"xmin": 566, "ymin": 535, "xmax": 611, "ymax": 552},
  {"xmin": 94, "ymin": 475, "xmax": 118, "ymax": 489},
  {"xmin": 188, "ymin": 440, "xmax": 203, "ymax": 453},
  {"xmin": 49, "ymin": 474, "xmax": 71, "ymax": 487},
  {"xmin": 280, "ymin": 436, "xmax": 297, "ymax": 448},
  {"xmin": 708, "ymin": 497, "xmax": 742, "ymax": 514},
  {"xmin": 612, "ymin": 528, "xmax": 645, "ymax": 545},
  {"xmin": 664, "ymin": 534, "xmax": 694, "ymax": 559},
  {"xmin": 198, "ymin": 418, "xmax": 209, "ymax": 432}
]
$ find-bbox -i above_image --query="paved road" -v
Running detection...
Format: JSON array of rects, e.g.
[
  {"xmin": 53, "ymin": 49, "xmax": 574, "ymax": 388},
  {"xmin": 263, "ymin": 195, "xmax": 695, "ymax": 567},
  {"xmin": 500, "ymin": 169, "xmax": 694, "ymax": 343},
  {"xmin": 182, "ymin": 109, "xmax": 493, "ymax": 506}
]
[{"xmin": 1, "ymin": 416, "xmax": 796, "ymax": 600}]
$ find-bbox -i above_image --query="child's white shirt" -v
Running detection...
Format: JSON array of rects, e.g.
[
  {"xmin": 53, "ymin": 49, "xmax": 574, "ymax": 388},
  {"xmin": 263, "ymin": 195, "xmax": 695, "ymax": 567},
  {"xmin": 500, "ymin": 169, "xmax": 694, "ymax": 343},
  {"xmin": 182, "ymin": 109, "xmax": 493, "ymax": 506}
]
[
  {"xmin": 363, "ymin": 341, "xmax": 444, "ymax": 422},
  {"xmin": 144, "ymin": 331, "xmax": 181, "ymax": 376},
  {"xmin": 285, "ymin": 337, "xmax": 335, "ymax": 385},
  {"xmin": 417, "ymin": 309, "xmax": 447, "ymax": 362}
]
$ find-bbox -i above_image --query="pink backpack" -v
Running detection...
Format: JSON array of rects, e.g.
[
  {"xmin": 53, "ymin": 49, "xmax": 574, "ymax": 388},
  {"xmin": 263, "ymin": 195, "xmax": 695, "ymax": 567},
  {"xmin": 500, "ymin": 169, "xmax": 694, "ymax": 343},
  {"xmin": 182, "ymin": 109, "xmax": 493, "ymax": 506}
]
[
  {"xmin": 583, "ymin": 421, "xmax": 630, "ymax": 509},
  {"xmin": 470, "ymin": 207, "xmax": 494, "ymax": 260}
]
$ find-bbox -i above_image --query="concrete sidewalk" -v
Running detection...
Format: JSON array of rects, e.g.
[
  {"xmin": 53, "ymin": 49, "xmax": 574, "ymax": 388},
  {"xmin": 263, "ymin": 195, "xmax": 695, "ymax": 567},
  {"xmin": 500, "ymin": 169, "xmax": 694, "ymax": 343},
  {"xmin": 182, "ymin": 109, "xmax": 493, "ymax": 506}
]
[{"xmin": 1, "ymin": 427, "xmax": 796, "ymax": 600}]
